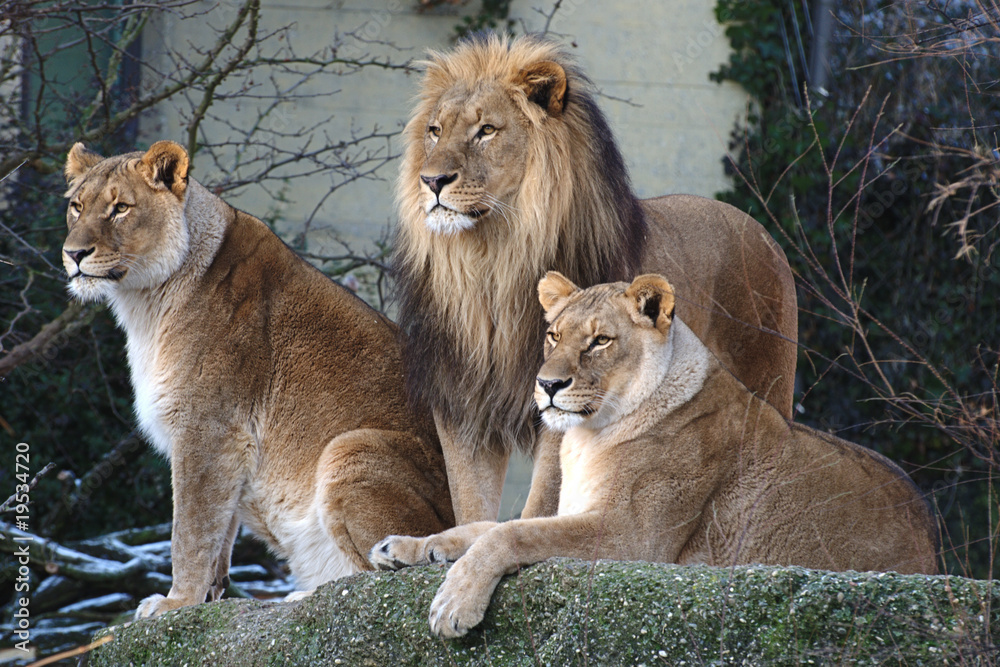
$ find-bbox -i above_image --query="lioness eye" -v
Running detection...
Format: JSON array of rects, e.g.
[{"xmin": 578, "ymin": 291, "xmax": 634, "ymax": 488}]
[
  {"xmin": 546, "ymin": 330, "xmax": 560, "ymax": 344},
  {"xmin": 114, "ymin": 202, "xmax": 130, "ymax": 214},
  {"xmin": 70, "ymin": 201, "xmax": 82, "ymax": 213},
  {"xmin": 428, "ymin": 125, "xmax": 441, "ymax": 138},
  {"xmin": 591, "ymin": 335, "xmax": 613, "ymax": 349},
  {"xmin": 479, "ymin": 124, "xmax": 496, "ymax": 136}
]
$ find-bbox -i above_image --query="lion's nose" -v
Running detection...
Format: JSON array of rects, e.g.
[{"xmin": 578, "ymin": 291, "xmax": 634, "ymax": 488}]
[
  {"xmin": 537, "ymin": 377, "xmax": 571, "ymax": 398},
  {"xmin": 420, "ymin": 173, "xmax": 458, "ymax": 196},
  {"xmin": 64, "ymin": 247, "xmax": 95, "ymax": 267}
]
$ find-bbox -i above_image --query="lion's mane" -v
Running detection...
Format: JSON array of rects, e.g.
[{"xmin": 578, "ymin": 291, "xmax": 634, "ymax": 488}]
[{"xmin": 393, "ymin": 34, "xmax": 646, "ymax": 453}]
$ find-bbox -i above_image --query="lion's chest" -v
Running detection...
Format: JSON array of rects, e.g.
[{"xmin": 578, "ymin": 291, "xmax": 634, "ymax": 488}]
[
  {"xmin": 128, "ymin": 331, "xmax": 174, "ymax": 457},
  {"xmin": 558, "ymin": 428, "xmax": 609, "ymax": 516},
  {"xmin": 113, "ymin": 295, "xmax": 175, "ymax": 458}
]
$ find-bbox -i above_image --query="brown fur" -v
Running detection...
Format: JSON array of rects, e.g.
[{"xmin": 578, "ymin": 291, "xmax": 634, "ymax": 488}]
[
  {"xmin": 371, "ymin": 273, "xmax": 937, "ymax": 639},
  {"xmin": 62, "ymin": 141, "xmax": 454, "ymax": 619},
  {"xmin": 392, "ymin": 33, "xmax": 798, "ymax": 524}
]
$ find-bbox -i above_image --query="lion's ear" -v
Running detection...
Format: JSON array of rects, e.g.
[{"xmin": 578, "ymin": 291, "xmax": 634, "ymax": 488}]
[
  {"xmin": 625, "ymin": 274, "xmax": 675, "ymax": 333},
  {"xmin": 515, "ymin": 60, "xmax": 568, "ymax": 116},
  {"xmin": 538, "ymin": 271, "xmax": 579, "ymax": 321},
  {"xmin": 141, "ymin": 141, "xmax": 190, "ymax": 199},
  {"xmin": 65, "ymin": 143, "xmax": 104, "ymax": 184}
]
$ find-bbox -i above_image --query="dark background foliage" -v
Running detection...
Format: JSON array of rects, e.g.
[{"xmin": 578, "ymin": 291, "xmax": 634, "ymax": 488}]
[{"xmin": 713, "ymin": 0, "xmax": 999, "ymax": 578}]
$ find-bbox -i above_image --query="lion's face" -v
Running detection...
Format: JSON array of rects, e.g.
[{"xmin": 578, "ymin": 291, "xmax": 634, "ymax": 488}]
[
  {"xmin": 417, "ymin": 82, "xmax": 533, "ymax": 234},
  {"xmin": 409, "ymin": 55, "xmax": 568, "ymax": 235},
  {"xmin": 534, "ymin": 272, "xmax": 677, "ymax": 431},
  {"xmin": 62, "ymin": 141, "xmax": 191, "ymax": 302}
]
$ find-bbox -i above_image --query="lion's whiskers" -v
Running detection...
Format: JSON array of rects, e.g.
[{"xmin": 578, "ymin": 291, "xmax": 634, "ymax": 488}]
[{"xmin": 483, "ymin": 194, "xmax": 520, "ymax": 232}]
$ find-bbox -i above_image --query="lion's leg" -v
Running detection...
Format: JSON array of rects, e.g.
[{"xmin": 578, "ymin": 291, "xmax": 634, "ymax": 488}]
[
  {"xmin": 520, "ymin": 427, "xmax": 562, "ymax": 519},
  {"xmin": 135, "ymin": 434, "xmax": 245, "ymax": 619},
  {"xmin": 435, "ymin": 411, "xmax": 509, "ymax": 525},
  {"xmin": 369, "ymin": 521, "xmax": 497, "ymax": 570},
  {"xmin": 428, "ymin": 513, "xmax": 608, "ymax": 638},
  {"xmin": 206, "ymin": 512, "xmax": 240, "ymax": 602},
  {"xmin": 315, "ymin": 428, "xmax": 455, "ymax": 575}
]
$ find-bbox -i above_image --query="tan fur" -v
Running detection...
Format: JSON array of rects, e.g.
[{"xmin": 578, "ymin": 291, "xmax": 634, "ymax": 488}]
[
  {"xmin": 393, "ymin": 34, "xmax": 798, "ymax": 524},
  {"xmin": 62, "ymin": 141, "xmax": 454, "ymax": 619},
  {"xmin": 371, "ymin": 273, "xmax": 937, "ymax": 639}
]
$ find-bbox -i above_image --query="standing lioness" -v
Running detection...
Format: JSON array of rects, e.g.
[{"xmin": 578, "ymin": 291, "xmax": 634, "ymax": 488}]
[
  {"xmin": 372, "ymin": 273, "xmax": 937, "ymax": 639},
  {"xmin": 63, "ymin": 141, "xmax": 453, "ymax": 619}
]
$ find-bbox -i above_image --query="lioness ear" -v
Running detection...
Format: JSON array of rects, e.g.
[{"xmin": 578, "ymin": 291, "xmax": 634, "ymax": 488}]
[
  {"xmin": 141, "ymin": 140, "xmax": 190, "ymax": 199},
  {"xmin": 625, "ymin": 274, "xmax": 675, "ymax": 333},
  {"xmin": 65, "ymin": 143, "xmax": 104, "ymax": 184},
  {"xmin": 538, "ymin": 271, "xmax": 579, "ymax": 321},
  {"xmin": 515, "ymin": 60, "xmax": 568, "ymax": 116}
]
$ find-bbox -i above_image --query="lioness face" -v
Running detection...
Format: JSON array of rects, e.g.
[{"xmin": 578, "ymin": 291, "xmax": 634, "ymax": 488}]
[
  {"xmin": 62, "ymin": 142, "xmax": 190, "ymax": 302},
  {"xmin": 535, "ymin": 272, "xmax": 676, "ymax": 431},
  {"xmin": 415, "ymin": 61, "xmax": 568, "ymax": 235}
]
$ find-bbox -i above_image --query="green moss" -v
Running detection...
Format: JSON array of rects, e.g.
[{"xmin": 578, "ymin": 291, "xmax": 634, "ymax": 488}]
[{"xmin": 89, "ymin": 561, "xmax": 998, "ymax": 666}]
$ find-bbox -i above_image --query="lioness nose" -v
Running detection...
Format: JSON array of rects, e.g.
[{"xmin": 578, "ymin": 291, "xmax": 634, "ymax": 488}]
[
  {"xmin": 537, "ymin": 377, "xmax": 571, "ymax": 398},
  {"xmin": 420, "ymin": 173, "xmax": 458, "ymax": 196},
  {"xmin": 64, "ymin": 247, "xmax": 95, "ymax": 267}
]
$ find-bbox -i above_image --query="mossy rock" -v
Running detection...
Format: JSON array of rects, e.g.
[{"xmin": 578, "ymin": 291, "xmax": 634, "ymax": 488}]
[{"xmin": 88, "ymin": 560, "xmax": 998, "ymax": 666}]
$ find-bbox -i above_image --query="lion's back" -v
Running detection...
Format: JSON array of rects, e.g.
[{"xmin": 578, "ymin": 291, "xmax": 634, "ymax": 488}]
[
  {"xmin": 778, "ymin": 422, "xmax": 939, "ymax": 574},
  {"xmin": 175, "ymin": 209, "xmax": 436, "ymax": 448},
  {"xmin": 640, "ymin": 194, "xmax": 798, "ymax": 415}
]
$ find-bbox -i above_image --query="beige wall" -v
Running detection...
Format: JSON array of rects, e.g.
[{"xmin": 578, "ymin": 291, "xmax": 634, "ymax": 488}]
[{"xmin": 140, "ymin": 0, "xmax": 746, "ymax": 257}]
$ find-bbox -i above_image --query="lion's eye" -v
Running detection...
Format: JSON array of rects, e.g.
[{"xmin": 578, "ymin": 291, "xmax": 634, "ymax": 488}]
[
  {"xmin": 546, "ymin": 330, "xmax": 561, "ymax": 345},
  {"xmin": 69, "ymin": 201, "xmax": 82, "ymax": 214},
  {"xmin": 479, "ymin": 124, "xmax": 496, "ymax": 136},
  {"xmin": 590, "ymin": 335, "xmax": 613, "ymax": 349},
  {"xmin": 114, "ymin": 202, "xmax": 130, "ymax": 214},
  {"xmin": 428, "ymin": 125, "xmax": 441, "ymax": 138}
]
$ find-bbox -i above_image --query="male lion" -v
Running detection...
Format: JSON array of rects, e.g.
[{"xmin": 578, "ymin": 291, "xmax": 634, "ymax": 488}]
[
  {"xmin": 371, "ymin": 272, "xmax": 938, "ymax": 639},
  {"xmin": 62, "ymin": 141, "xmax": 454, "ymax": 619},
  {"xmin": 393, "ymin": 33, "xmax": 799, "ymax": 524}
]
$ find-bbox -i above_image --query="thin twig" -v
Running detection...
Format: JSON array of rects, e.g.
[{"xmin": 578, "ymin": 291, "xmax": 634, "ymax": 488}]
[{"xmin": 0, "ymin": 462, "xmax": 57, "ymax": 514}]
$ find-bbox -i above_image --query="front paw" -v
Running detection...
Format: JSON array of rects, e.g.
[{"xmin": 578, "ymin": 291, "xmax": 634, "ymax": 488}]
[
  {"xmin": 134, "ymin": 594, "xmax": 189, "ymax": 620},
  {"xmin": 369, "ymin": 535, "xmax": 449, "ymax": 571},
  {"xmin": 284, "ymin": 589, "xmax": 315, "ymax": 602},
  {"xmin": 428, "ymin": 559, "xmax": 495, "ymax": 639}
]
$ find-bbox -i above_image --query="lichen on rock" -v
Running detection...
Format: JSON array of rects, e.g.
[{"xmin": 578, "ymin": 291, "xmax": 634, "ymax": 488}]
[{"xmin": 88, "ymin": 560, "xmax": 998, "ymax": 666}]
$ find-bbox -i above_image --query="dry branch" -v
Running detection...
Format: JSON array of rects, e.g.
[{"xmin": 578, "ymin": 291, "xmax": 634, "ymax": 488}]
[
  {"xmin": 0, "ymin": 302, "xmax": 95, "ymax": 378},
  {"xmin": 1, "ymin": 522, "xmax": 155, "ymax": 583}
]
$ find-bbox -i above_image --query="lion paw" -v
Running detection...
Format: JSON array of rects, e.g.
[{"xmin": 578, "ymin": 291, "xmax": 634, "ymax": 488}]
[
  {"xmin": 134, "ymin": 594, "xmax": 189, "ymax": 620},
  {"xmin": 369, "ymin": 535, "xmax": 450, "ymax": 570},
  {"xmin": 428, "ymin": 560, "xmax": 494, "ymax": 639},
  {"xmin": 284, "ymin": 589, "xmax": 315, "ymax": 602}
]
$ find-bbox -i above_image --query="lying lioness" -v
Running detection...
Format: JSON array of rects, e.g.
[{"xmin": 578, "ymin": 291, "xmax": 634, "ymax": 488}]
[
  {"xmin": 371, "ymin": 272, "xmax": 938, "ymax": 638},
  {"xmin": 63, "ymin": 141, "xmax": 454, "ymax": 618}
]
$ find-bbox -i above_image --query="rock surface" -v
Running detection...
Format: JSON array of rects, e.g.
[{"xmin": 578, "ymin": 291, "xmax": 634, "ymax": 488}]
[{"xmin": 88, "ymin": 559, "xmax": 998, "ymax": 666}]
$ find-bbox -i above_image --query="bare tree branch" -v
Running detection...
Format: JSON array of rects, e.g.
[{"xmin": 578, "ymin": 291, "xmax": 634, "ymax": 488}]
[{"xmin": 0, "ymin": 301, "xmax": 96, "ymax": 378}]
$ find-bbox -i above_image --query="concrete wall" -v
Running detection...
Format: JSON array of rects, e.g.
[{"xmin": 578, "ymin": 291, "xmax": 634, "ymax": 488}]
[{"xmin": 140, "ymin": 0, "xmax": 747, "ymax": 257}]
